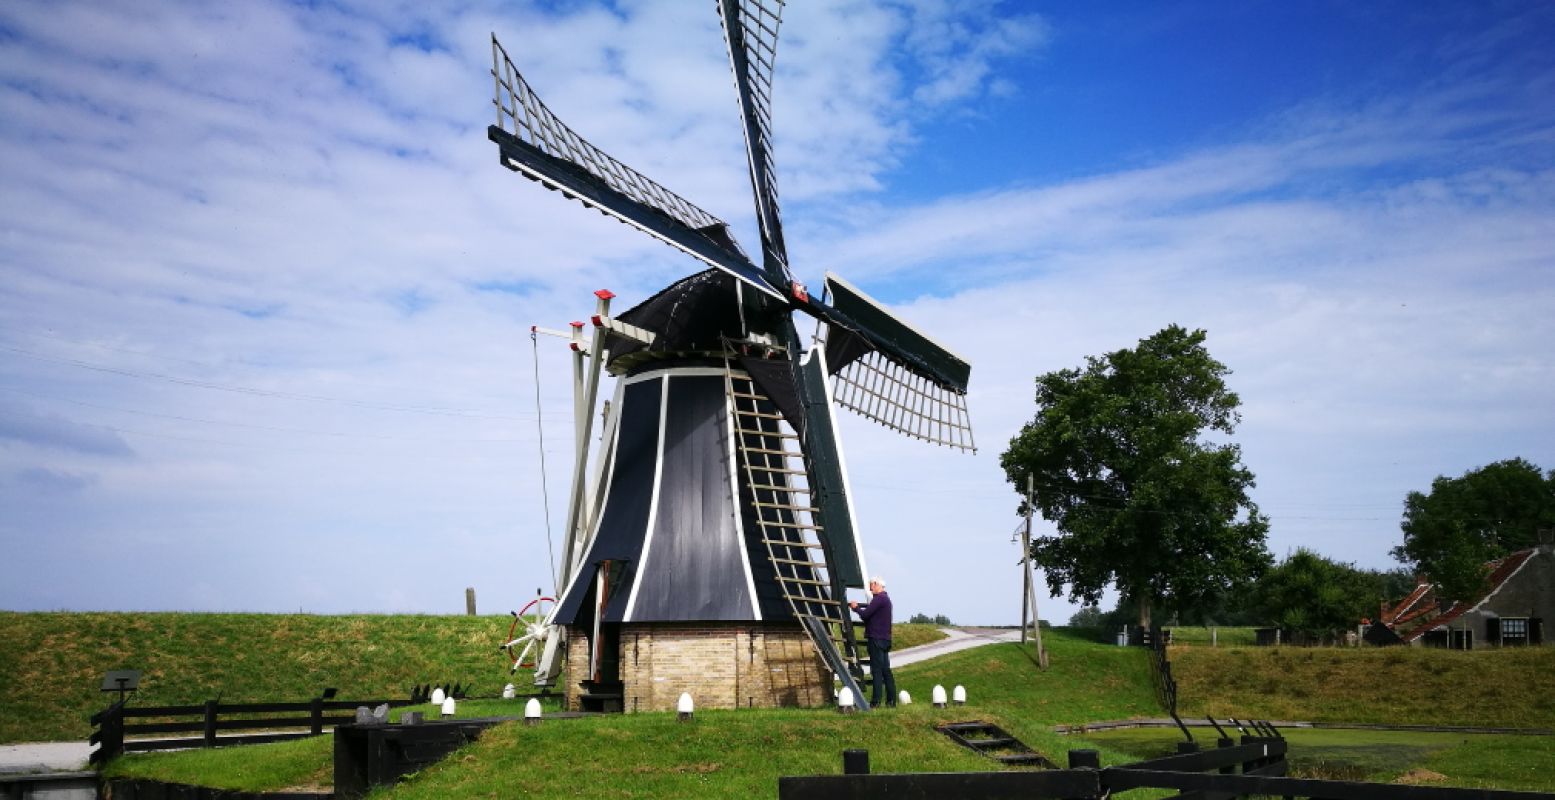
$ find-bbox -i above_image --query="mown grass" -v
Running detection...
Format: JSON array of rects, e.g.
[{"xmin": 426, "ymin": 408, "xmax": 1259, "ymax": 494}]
[
  {"xmin": 1078, "ymin": 725, "xmax": 1555, "ymax": 792},
  {"xmin": 25, "ymin": 613, "xmax": 1555, "ymax": 797},
  {"xmin": 103, "ymin": 735, "xmax": 335, "ymax": 793},
  {"xmin": 0, "ymin": 612, "xmax": 946, "ymax": 744},
  {"xmin": 385, "ymin": 629, "xmax": 1162, "ymax": 799},
  {"xmin": 889, "ymin": 622, "xmax": 948, "ymax": 650},
  {"xmin": 0, "ymin": 612, "xmax": 519, "ymax": 743},
  {"xmin": 1172, "ymin": 644, "xmax": 1555, "ymax": 728},
  {"xmin": 95, "ymin": 629, "xmax": 1162, "ymax": 797},
  {"xmin": 1162, "ymin": 626, "xmax": 1260, "ymax": 646}
]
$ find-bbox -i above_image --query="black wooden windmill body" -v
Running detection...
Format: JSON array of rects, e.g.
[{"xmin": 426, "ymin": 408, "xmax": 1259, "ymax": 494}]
[{"xmin": 490, "ymin": 1, "xmax": 974, "ymax": 712}]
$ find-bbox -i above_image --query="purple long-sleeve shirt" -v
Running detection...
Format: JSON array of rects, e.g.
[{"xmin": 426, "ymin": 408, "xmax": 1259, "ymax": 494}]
[{"xmin": 852, "ymin": 591, "xmax": 892, "ymax": 641}]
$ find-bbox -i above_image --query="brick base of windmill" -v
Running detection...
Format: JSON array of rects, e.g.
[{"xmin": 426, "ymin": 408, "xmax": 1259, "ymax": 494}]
[{"xmin": 564, "ymin": 623, "xmax": 830, "ymax": 713}]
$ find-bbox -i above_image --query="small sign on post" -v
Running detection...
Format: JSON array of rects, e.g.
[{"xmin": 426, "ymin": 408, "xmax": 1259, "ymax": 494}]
[{"xmin": 100, "ymin": 670, "xmax": 141, "ymax": 704}]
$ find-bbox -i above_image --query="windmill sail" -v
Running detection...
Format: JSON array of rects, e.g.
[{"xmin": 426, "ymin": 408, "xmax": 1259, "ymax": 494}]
[
  {"xmin": 718, "ymin": 0, "xmax": 790, "ymax": 284},
  {"xmin": 813, "ymin": 273, "xmax": 976, "ymax": 452},
  {"xmin": 488, "ymin": 35, "xmax": 781, "ymax": 300}
]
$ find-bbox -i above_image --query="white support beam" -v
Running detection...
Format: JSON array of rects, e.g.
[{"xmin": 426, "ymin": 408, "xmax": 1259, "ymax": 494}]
[{"xmin": 591, "ymin": 312, "xmax": 656, "ymax": 347}]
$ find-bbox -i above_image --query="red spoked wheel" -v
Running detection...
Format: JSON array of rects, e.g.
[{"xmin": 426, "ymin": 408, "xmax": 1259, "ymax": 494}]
[{"xmin": 500, "ymin": 594, "xmax": 556, "ymax": 674}]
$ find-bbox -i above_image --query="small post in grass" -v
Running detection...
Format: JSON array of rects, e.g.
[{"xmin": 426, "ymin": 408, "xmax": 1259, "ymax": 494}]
[
  {"xmin": 1067, "ymin": 749, "xmax": 1100, "ymax": 769},
  {"xmin": 203, "ymin": 699, "xmax": 218, "ymax": 748},
  {"xmin": 837, "ymin": 687, "xmax": 856, "ymax": 714},
  {"xmin": 843, "ymin": 749, "xmax": 870, "ymax": 775}
]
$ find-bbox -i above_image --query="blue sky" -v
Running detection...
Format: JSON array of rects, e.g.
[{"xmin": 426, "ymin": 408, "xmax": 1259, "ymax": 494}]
[{"xmin": 1, "ymin": 1, "xmax": 1552, "ymax": 627}]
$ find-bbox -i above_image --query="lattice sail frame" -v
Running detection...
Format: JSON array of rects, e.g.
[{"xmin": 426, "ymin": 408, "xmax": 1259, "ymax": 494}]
[
  {"xmin": 490, "ymin": 35, "xmax": 727, "ymax": 236},
  {"xmin": 831, "ymin": 350, "xmax": 976, "ymax": 452},
  {"xmin": 718, "ymin": 0, "xmax": 789, "ymax": 281}
]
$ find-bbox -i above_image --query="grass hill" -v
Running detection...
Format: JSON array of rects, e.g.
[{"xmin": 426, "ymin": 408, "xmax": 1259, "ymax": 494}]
[
  {"xmin": 8, "ymin": 613, "xmax": 1555, "ymax": 796},
  {"xmin": 104, "ymin": 629, "xmax": 1162, "ymax": 797},
  {"xmin": 1, "ymin": 611, "xmax": 534, "ymax": 742},
  {"xmin": 0, "ymin": 612, "xmax": 945, "ymax": 743},
  {"xmin": 1172, "ymin": 642, "xmax": 1555, "ymax": 728}
]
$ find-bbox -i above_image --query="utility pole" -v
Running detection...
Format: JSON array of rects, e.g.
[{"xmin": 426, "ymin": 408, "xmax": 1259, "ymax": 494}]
[{"xmin": 1022, "ymin": 474, "xmax": 1049, "ymax": 668}]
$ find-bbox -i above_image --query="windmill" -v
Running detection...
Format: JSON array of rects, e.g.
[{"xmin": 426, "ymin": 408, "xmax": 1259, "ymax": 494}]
[{"xmin": 489, "ymin": 1, "xmax": 975, "ymax": 713}]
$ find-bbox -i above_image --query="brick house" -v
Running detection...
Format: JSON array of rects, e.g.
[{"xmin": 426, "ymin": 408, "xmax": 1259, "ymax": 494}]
[{"xmin": 1379, "ymin": 544, "xmax": 1553, "ymax": 648}]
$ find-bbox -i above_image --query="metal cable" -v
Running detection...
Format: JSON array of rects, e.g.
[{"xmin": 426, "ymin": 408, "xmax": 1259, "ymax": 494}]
[{"xmin": 531, "ymin": 330, "xmax": 558, "ymax": 595}]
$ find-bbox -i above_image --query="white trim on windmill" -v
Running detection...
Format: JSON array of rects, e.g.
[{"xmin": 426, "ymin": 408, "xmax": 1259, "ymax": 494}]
[
  {"xmin": 806, "ymin": 345, "xmax": 869, "ymax": 586},
  {"xmin": 726, "ymin": 368, "xmax": 764, "ymax": 622},
  {"xmin": 622, "ymin": 375, "xmax": 671, "ymax": 622}
]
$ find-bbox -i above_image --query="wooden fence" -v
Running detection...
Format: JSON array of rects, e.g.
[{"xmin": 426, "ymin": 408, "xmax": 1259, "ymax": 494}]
[
  {"xmin": 780, "ymin": 737, "xmax": 1555, "ymax": 799},
  {"xmin": 89, "ymin": 696, "xmax": 412, "ymax": 765}
]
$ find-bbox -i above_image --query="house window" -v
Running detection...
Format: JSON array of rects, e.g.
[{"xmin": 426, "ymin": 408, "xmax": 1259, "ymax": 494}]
[{"xmin": 1501, "ymin": 617, "xmax": 1529, "ymax": 646}]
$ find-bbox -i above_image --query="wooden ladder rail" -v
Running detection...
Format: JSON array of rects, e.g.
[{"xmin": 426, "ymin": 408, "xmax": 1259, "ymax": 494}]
[{"xmin": 722, "ymin": 357, "xmax": 871, "ymax": 709}]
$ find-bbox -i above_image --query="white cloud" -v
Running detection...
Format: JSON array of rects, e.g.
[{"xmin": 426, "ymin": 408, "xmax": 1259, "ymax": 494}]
[{"xmin": 0, "ymin": 0, "xmax": 1550, "ymax": 631}]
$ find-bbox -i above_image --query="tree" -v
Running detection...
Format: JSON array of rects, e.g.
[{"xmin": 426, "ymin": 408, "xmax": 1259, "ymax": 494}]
[
  {"xmin": 1001, "ymin": 325, "xmax": 1271, "ymax": 629},
  {"xmin": 1250, "ymin": 549, "xmax": 1381, "ymax": 642},
  {"xmin": 1067, "ymin": 605, "xmax": 1108, "ymax": 629},
  {"xmin": 1393, "ymin": 458, "xmax": 1555, "ymax": 602}
]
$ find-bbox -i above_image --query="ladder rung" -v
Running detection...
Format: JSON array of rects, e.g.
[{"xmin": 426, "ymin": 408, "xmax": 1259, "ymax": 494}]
[
  {"xmin": 776, "ymin": 577, "xmax": 831, "ymax": 587},
  {"xmin": 753, "ymin": 501, "xmax": 819, "ymax": 512},
  {"xmin": 749, "ymin": 483, "xmax": 806, "ymax": 493},
  {"xmin": 735, "ymin": 410, "xmax": 787, "ymax": 420},
  {"xmin": 729, "ymin": 391, "xmax": 764, "ymax": 400},
  {"xmin": 784, "ymin": 595, "xmax": 841, "ymax": 605},
  {"xmin": 759, "ymin": 521, "xmax": 822, "ymax": 530},
  {"xmin": 741, "ymin": 446, "xmax": 795, "ymax": 456},
  {"xmin": 770, "ymin": 557, "xmax": 825, "ymax": 568},
  {"xmin": 760, "ymin": 538, "xmax": 821, "ymax": 548},
  {"xmin": 746, "ymin": 466, "xmax": 809, "ymax": 476},
  {"xmin": 736, "ymin": 427, "xmax": 799, "ymax": 438}
]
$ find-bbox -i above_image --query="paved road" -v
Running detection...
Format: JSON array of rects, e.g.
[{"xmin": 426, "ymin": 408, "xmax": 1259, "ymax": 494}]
[
  {"xmin": 892, "ymin": 626, "xmax": 1026, "ymax": 667},
  {"xmin": 0, "ymin": 741, "xmax": 91, "ymax": 773}
]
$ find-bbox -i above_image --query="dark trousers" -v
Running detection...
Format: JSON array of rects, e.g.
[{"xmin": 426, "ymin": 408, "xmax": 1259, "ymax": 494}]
[{"xmin": 866, "ymin": 637, "xmax": 896, "ymax": 706}]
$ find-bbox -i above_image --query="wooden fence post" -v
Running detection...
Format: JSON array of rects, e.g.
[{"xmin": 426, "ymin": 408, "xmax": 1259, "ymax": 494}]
[
  {"xmin": 1218, "ymin": 737, "xmax": 1236, "ymax": 775},
  {"xmin": 312, "ymin": 696, "xmax": 325, "ymax": 735},
  {"xmin": 842, "ymin": 749, "xmax": 869, "ymax": 775},
  {"xmin": 90, "ymin": 701, "xmax": 126, "ymax": 765},
  {"xmin": 1068, "ymin": 749, "xmax": 1100, "ymax": 769},
  {"xmin": 203, "ymin": 699, "xmax": 218, "ymax": 747}
]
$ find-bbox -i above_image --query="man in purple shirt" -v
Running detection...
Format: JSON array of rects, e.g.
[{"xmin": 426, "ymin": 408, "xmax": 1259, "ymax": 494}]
[{"xmin": 848, "ymin": 576, "xmax": 896, "ymax": 708}]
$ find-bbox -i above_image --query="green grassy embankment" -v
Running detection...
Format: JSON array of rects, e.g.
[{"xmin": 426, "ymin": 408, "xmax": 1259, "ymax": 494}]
[
  {"xmin": 104, "ymin": 629, "xmax": 1161, "ymax": 797},
  {"xmin": 0, "ymin": 613, "xmax": 947, "ymax": 744},
  {"xmin": 25, "ymin": 614, "xmax": 1555, "ymax": 796},
  {"xmin": 1172, "ymin": 644, "xmax": 1555, "ymax": 728},
  {"xmin": 0, "ymin": 612, "xmax": 516, "ymax": 743}
]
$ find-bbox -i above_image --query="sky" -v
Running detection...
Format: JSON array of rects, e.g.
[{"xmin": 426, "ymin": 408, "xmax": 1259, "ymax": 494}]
[{"xmin": 2, "ymin": 1, "xmax": 1552, "ymax": 629}]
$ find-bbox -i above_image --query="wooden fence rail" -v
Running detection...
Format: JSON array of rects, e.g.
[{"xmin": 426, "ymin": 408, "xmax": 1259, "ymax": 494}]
[{"xmin": 90, "ymin": 696, "xmax": 412, "ymax": 765}]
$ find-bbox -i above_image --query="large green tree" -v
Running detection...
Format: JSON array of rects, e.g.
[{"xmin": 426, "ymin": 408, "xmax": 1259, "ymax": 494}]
[
  {"xmin": 1393, "ymin": 458, "xmax": 1555, "ymax": 602},
  {"xmin": 1251, "ymin": 549, "xmax": 1384, "ymax": 642},
  {"xmin": 1001, "ymin": 325, "xmax": 1271, "ymax": 628}
]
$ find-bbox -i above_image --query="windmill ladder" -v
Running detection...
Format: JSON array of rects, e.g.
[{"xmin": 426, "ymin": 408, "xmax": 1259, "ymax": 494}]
[{"xmin": 723, "ymin": 358, "xmax": 872, "ymax": 711}]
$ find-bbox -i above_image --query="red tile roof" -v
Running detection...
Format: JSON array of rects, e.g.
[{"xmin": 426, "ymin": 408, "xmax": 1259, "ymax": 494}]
[{"xmin": 1397, "ymin": 548, "xmax": 1540, "ymax": 642}]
